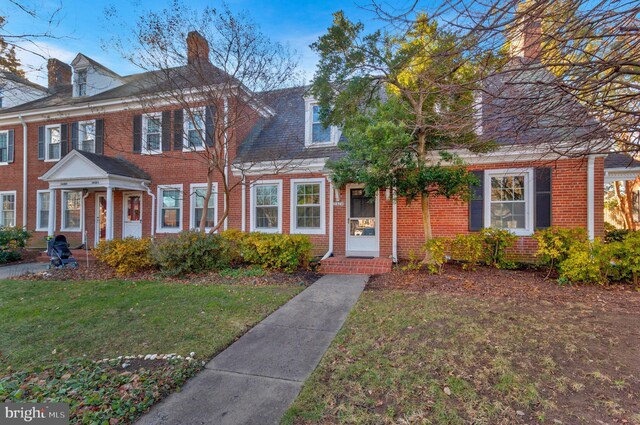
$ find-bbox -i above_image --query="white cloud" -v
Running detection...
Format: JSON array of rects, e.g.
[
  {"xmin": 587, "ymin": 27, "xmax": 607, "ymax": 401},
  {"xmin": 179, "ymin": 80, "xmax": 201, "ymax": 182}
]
[{"xmin": 14, "ymin": 41, "xmax": 77, "ymax": 85}]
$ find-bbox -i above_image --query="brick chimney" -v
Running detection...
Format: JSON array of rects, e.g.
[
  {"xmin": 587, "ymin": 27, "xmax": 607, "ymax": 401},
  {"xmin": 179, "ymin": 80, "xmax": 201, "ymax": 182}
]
[
  {"xmin": 186, "ymin": 31, "xmax": 210, "ymax": 65},
  {"xmin": 510, "ymin": 17, "xmax": 542, "ymax": 60},
  {"xmin": 47, "ymin": 58, "xmax": 72, "ymax": 91}
]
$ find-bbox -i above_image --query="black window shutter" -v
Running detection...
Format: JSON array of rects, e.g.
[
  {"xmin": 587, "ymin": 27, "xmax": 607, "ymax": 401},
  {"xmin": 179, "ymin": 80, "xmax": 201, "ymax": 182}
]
[
  {"xmin": 95, "ymin": 119, "xmax": 104, "ymax": 155},
  {"xmin": 469, "ymin": 170, "xmax": 484, "ymax": 231},
  {"xmin": 38, "ymin": 126, "xmax": 45, "ymax": 160},
  {"xmin": 71, "ymin": 122, "xmax": 79, "ymax": 151},
  {"xmin": 133, "ymin": 115, "xmax": 142, "ymax": 153},
  {"xmin": 161, "ymin": 111, "xmax": 171, "ymax": 151},
  {"xmin": 205, "ymin": 105, "xmax": 216, "ymax": 147},
  {"xmin": 173, "ymin": 109, "xmax": 184, "ymax": 150},
  {"xmin": 7, "ymin": 129, "xmax": 14, "ymax": 163},
  {"xmin": 535, "ymin": 167, "xmax": 552, "ymax": 229},
  {"xmin": 60, "ymin": 124, "xmax": 69, "ymax": 157}
]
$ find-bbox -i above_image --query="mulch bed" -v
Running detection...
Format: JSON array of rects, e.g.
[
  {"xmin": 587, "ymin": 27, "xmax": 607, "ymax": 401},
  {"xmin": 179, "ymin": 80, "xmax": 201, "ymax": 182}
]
[
  {"xmin": 369, "ymin": 262, "xmax": 640, "ymax": 312},
  {"xmin": 0, "ymin": 249, "xmax": 41, "ymax": 268}
]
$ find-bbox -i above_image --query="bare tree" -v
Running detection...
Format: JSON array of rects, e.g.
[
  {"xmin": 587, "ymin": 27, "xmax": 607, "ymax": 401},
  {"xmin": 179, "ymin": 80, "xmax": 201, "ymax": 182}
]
[{"xmin": 106, "ymin": 2, "xmax": 303, "ymax": 233}]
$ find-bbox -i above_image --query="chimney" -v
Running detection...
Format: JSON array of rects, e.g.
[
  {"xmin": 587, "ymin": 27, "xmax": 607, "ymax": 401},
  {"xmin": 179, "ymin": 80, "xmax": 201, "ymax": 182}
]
[
  {"xmin": 510, "ymin": 17, "xmax": 542, "ymax": 60},
  {"xmin": 47, "ymin": 58, "xmax": 72, "ymax": 91},
  {"xmin": 186, "ymin": 31, "xmax": 210, "ymax": 65}
]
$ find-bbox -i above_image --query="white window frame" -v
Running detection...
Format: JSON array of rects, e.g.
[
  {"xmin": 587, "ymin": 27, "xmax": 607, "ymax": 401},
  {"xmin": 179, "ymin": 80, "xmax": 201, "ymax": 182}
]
[
  {"xmin": 75, "ymin": 68, "xmax": 88, "ymax": 97},
  {"xmin": 303, "ymin": 98, "xmax": 341, "ymax": 147},
  {"xmin": 183, "ymin": 107, "xmax": 206, "ymax": 152},
  {"xmin": 290, "ymin": 178, "xmax": 326, "ymax": 235},
  {"xmin": 78, "ymin": 120, "xmax": 96, "ymax": 153},
  {"xmin": 36, "ymin": 190, "xmax": 52, "ymax": 232},
  {"xmin": 0, "ymin": 130, "xmax": 9, "ymax": 165},
  {"xmin": 45, "ymin": 124, "xmax": 62, "ymax": 162},
  {"xmin": 189, "ymin": 183, "xmax": 218, "ymax": 232},
  {"xmin": 60, "ymin": 190, "xmax": 82, "ymax": 232},
  {"xmin": 157, "ymin": 184, "xmax": 183, "ymax": 233},
  {"xmin": 483, "ymin": 168, "xmax": 534, "ymax": 236},
  {"xmin": 0, "ymin": 190, "xmax": 17, "ymax": 227},
  {"xmin": 142, "ymin": 113, "xmax": 162, "ymax": 155},
  {"xmin": 250, "ymin": 179, "xmax": 282, "ymax": 233}
]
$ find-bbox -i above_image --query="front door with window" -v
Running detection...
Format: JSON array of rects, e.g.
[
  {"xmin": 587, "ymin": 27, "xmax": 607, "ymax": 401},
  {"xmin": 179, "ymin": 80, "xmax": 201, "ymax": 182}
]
[
  {"xmin": 95, "ymin": 194, "xmax": 106, "ymax": 245},
  {"xmin": 346, "ymin": 186, "xmax": 379, "ymax": 257},
  {"xmin": 123, "ymin": 192, "xmax": 142, "ymax": 238}
]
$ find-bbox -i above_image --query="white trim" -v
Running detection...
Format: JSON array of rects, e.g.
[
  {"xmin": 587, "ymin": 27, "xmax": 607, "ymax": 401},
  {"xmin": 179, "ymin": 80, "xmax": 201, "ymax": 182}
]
[
  {"xmin": 141, "ymin": 113, "xmax": 162, "ymax": 155},
  {"xmin": 189, "ymin": 183, "xmax": 218, "ymax": 232},
  {"xmin": 232, "ymin": 158, "xmax": 329, "ymax": 176},
  {"xmin": 392, "ymin": 188, "xmax": 398, "ymax": 262},
  {"xmin": 483, "ymin": 168, "xmax": 535, "ymax": 236},
  {"xmin": 290, "ymin": 177, "xmax": 326, "ymax": 235},
  {"xmin": 587, "ymin": 156, "xmax": 595, "ymax": 240},
  {"xmin": 304, "ymin": 99, "xmax": 340, "ymax": 147},
  {"xmin": 77, "ymin": 119, "xmax": 97, "ymax": 153},
  {"xmin": 345, "ymin": 184, "xmax": 380, "ymax": 257},
  {"xmin": 0, "ymin": 190, "xmax": 17, "ymax": 227},
  {"xmin": 241, "ymin": 177, "xmax": 246, "ymax": 232},
  {"xmin": 322, "ymin": 180, "xmax": 334, "ymax": 260},
  {"xmin": 36, "ymin": 190, "xmax": 51, "ymax": 231},
  {"xmin": 60, "ymin": 189, "xmax": 82, "ymax": 232},
  {"xmin": 157, "ymin": 184, "xmax": 183, "ymax": 233},
  {"xmin": 44, "ymin": 124, "xmax": 62, "ymax": 162},
  {"xmin": 182, "ymin": 107, "xmax": 206, "ymax": 152},
  {"xmin": 250, "ymin": 179, "xmax": 282, "ymax": 233},
  {"xmin": 0, "ymin": 129, "xmax": 9, "ymax": 165},
  {"xmin": 95, "ymin": 193, "xmax": 106, "ymax": 246}
]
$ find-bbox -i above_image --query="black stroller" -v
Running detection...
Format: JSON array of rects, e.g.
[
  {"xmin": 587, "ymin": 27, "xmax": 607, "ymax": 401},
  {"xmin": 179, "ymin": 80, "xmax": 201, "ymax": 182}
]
[{"xmin": 47, "ymin": 235, "xmax": 79, "ymax": 269}]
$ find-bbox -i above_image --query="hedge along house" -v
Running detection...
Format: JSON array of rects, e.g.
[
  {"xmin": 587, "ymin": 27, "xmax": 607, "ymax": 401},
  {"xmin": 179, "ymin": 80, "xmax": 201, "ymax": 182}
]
[{"xmin": 0, "ymin": 28, "xmax": 610, "ymax": 274}]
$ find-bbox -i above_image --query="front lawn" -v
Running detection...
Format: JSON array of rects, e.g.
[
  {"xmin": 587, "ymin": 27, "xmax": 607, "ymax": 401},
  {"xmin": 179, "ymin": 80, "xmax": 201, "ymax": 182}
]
[{"xmin": 285, "ymin": 271, "xmax": 640, "ymax": 424}]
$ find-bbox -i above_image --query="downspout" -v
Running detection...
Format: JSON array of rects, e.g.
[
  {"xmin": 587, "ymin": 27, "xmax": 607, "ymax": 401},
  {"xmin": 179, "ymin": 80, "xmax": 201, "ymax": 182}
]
[
  {"xmin": 587, "ymin": 155, "xmax": 595, "ymax": 240},
  {"xmin": 241, "ymin": 177, "xmax": 246, "ymax": 232},
  {"xmin": 81, "ymin": 190, "xmax": 89, "ymax": 245},
  {"xmin": 18, "ymin": 115, "xmax": 27, "ymax": 229},
  {"xmin": 141, "ymin": 182, "xmax": 155, "ymax": 240},
  {"xmin": 392, "ymin": 187, "xmax": 398, "ymax": 262},
  {"xmin": 321, "ymin": 178, "xmax": 334, "ymax": 260},
  {"xmin": 223, "ymin": 96, "xmax": 229, "ymax": 230}
]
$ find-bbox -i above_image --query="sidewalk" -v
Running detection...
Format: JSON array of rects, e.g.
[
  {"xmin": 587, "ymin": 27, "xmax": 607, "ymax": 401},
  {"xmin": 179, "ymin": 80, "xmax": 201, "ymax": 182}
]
[
  {"xmin": 136, "ymin": 274, "xmax": 368, "ymax": 425},
  {"xmin": 0, "ymin": 262, "xmax": 48, "ymax": 279}
]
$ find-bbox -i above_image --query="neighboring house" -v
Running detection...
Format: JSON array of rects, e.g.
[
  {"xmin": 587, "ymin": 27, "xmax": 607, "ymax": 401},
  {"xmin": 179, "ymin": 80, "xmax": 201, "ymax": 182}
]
[
  {"xmin": 603, "ymin": 152, "xmax": 640, "ymax": 229},
  {"xmin": 0, "ymin": 30, "xmax": 609, "ymax": 274}
]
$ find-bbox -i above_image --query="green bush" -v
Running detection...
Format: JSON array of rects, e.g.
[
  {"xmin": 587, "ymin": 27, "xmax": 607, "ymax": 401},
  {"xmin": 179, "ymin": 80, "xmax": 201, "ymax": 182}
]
[
  {"xmin": 604, "ymin": 228, "xmax": 631, "ymax": 243},
  {"xmin": 613, "ymin": 231, "xmax": 640, "ymax": 285},
  {"xmin": 219, "ymin": 229, "xmax": 247, "ymax": 264},
  {"xmin": 94, "ymin": 237, "xmax": 155, "ymax": 275},
  {"xmin": 239, "ymin": 232, "xmax": 312, "ymax": 272},
  {"xmin": 450, "ymin": 233, "xmax": 485, "ymax": 270},
  {"xmin": 480, "ymin": 228, "xmax": 517, "ymax": 268},
  {"xmin": 0, "ymin": 227, "xmax": 30, "ymax": 265},
  {"xmin": 0, "ymin": 250, "xmax": 21, "ymax": 264},
  {"xmin": 558, "ymin": 240, "xmax": 612, "ymax": 285},
  {"xmin": 424, "ymin": 238, "xmax": 449, "ymax": 274},
  {"xmin": 152, "ymin": 231, "xmax": 230, "ymax": 276},
  {"xmin": 533, "ymin": 227, "xmax": 588, "ymax": 270}
]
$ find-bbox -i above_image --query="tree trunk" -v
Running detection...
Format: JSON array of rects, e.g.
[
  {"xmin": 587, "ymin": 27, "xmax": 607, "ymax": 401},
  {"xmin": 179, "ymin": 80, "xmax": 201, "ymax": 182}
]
[
  {"xmin": 421, "ymin": 193, "xmax": 434, "ymax": 263},
  {"xmin": 624, "ymin": 181, "xmax": 636, "ymax": 230},
  {"xmin": 614, "ymin": 181, "xmax": 634, "ymax": 229},
  {"xmin": 199, "ymin": 170, "xmax": 214, "ymax": 233}
]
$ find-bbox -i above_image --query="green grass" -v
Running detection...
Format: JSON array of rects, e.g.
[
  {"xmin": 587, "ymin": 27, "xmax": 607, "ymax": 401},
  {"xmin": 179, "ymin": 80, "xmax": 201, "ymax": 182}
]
[
  {"xmin": 284, "ymin": 291, "xmax": 640, "ymax": 425},
  {"xmin": 0, "ymin": 279, "xmax": 302, "ymax": 372}
]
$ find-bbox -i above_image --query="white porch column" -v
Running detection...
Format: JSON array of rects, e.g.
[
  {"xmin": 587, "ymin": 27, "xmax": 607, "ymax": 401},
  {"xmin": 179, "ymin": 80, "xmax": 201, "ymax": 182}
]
[
  {"xmin": 47, "ymin": 188, "xmax": 56, "ymax": 237},
  {"xmin": 106, "ymin": 186, "xmax": 114, "ymax": 240},
  {"xmin": 587, "ymin": 155, "xmax": 595, "ymax": 240}
]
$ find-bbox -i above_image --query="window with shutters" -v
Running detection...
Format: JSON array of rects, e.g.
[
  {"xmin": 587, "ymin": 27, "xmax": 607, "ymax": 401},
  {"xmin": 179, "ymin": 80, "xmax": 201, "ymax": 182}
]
[
  {"xmin": 36, "ymin": 190, "xmax": 51, "ymax": 231},
  {"xmin": 0, "ymin": 191, "xmax": 16, "ymax": 227},
  {"xmin": 484, "ymin": 168, "xmax": 534, "ymax": 236},
  {"xmin": 61, "ymin": 191, "xmax": 81, "ymax": 231},
  {"xmin": 183, "ymin": 107, "xmax": 206, "ymax": 151},
  {"xmin": 290, "ymin": 178, "xmax": 325, "ymax": 234},
  {"xmin": 190, "ymin": 183, "xmax": 217, "ymax": 231},
  {"xmin": 142, "ymin": 113, "xmax": 162, "ymax": 154},
  {"xmin": 251, "ymin": 180, "xmax": 282, "ymax": 233},
  {"xmin": 0, "ymin": 130, "xmax": 8, "ymax": 163},
  {"xmin": 78, "ymin": 120, "xmax": 96, "ymax": 153},
  {"xmin": 157, "ymin": 185, "xmax": 183, "ymax": 233},
  {"xmin": 45, "ymin": 124, "xmax": 61, "ymax": 161}
]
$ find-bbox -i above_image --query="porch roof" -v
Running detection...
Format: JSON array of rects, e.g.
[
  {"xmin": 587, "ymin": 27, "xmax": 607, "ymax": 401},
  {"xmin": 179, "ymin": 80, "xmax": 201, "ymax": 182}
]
[
  {"xmin": 39, "ymin": 150, "xmax": 151, "ymax": 190},
  {"xmin": 604, "ymin": 152, "xmax": 640, "ymax": 183}
]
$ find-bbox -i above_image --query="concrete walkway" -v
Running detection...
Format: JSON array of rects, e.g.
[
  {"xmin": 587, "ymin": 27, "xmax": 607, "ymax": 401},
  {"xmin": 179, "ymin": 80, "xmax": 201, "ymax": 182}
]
[
  {"xmin": 137, "ymin": 274, "xmax": 368, "ymax": 425},
  {"xmin": 0, "ymin": 262, "xmax": 47, "ymax": 279}
]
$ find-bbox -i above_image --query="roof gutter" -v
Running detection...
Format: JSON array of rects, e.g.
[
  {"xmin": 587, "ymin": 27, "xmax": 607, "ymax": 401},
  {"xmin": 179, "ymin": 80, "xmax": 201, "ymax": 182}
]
[{"xmin": 18, "ymin": 115, "xmax": 27, "ymax": 229}]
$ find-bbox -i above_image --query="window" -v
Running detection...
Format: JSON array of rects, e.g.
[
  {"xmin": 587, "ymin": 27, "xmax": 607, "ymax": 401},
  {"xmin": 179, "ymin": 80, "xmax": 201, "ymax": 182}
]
[
  {"xmin": 251, "ymin": 181, "xmax": 282, "ymax": 233},
  {"xmin": 45, "ymin": 125, "xmax": 61, "ymax": 161},
  {"xmin": 184, "ymin": 108, "xmax": 205, "ymax": 150},
  {"xmin": 36, "ymin": 190, "xmax": 51, "ymax": 231},
  {"xmin": 0, "ymin": 131, "xmax": 8, "ymax": 163},
  {"xmin": 158, "ymin": 185, "xmax": 182, "ymax": 232},
  {"xmin": 190, "ymin": 184, "xmax": 217, "ymax": 231},
  {"xmin": 484, "ymin": 169, "xmax": 533, "ymax": 236},
  {"xmin": 78, "ymin": 121, "xmax": 96, "ymax": 153},
  {"xmin": 291, "ymin": 179, "xmax": 325, "ymax": 234},
  {"xmin": 0, "ymin": 191, "xmax": 16, "ymax": 227},
  {"xmin": 311, "ymin": 105, "xmax": 330, "ymax": 143},
  {"xmin": 61, "ymin": 191, "xmax": 81, "ymax": 231},
  {"xmin": 304, "ymin": 99, "xmax": 340, "ymax": 147},
  {"xmin": 143, "ymin": 114, "xmax": 162, "ymax": 154},
  {"xmin": 76, "ymin": 69, "xmax": 87, "ymax": 96}
]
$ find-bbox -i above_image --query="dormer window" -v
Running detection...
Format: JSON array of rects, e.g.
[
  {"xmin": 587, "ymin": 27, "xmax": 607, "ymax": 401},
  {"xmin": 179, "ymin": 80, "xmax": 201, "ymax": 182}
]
[
  {"xmin": 304, "ymin": 99, "xmax": 340, "ymax": 147},
  {"xmin": 76, "ymin": 69, "xmax": 87, "ymax": 96}
]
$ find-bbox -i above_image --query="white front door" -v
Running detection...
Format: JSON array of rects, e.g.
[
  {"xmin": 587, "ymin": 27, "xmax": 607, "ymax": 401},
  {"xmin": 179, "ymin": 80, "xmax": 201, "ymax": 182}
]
[
  {"xmin": 123, "ymin": 192, "xmax": 142, "ymax": 238},
  {"xmin": 95, "ymin": 194, "xmax": 107, "ymax": 246},
  {"xmin": 346, "ymin": 186, "xmax": 379, "ymax": 257}
]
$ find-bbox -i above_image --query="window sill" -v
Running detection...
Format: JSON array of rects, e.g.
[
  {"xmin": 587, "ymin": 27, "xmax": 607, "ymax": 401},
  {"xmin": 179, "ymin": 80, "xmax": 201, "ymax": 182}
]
[
  {"xmin": 35, "ymin": 227, "xmax": 49, "ymax": 232},
  {"xmin": 0, "ymin": 162, "xmax": 8, "ymax": 166},
  {"xmin": 44, "ymin": 158, "xmax": 60, "ymax": 163},
  {"xmin": 60, "ymin": 227, "xmax": 81, "ymax": 232},
  {"xmin": 252, "ymin": 227, "xmax": 280, "ymax": 234},
  {"xmin": 291, "ymin": 228, "xmax": 325, "ymax": 235},
  {"xmin": 489, "ymin": 227, "xmax": 533, "ymax": 237},
  {"xmin": 305, "ymin": 141, "xmax": 337, "ymax": 148},
  {"xmin": 156, "ymin": 227, "xmax": 182, "ymax": 233},
  {"xmin": 141, "ymin": 150, "xmax": 162, "ymax": 156},
  {"xmin": 183, "ymin": 146, "xmax": 206, "ymax": 153}
]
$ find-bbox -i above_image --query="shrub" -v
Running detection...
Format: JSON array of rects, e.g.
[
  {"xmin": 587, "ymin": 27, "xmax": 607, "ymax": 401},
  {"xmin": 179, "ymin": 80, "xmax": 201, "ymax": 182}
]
[
  {"xmin": 401, "ymin": 249, "xmax": 424, "ymax": 272},
  {"xmin": 558, "ymin": 240, "xmax": 610, "ymax": 285},
  {"xmin": 450, "ymin": 233, "xmax": 485, "ymax": 270},
  {"xmin": 480, "ymin": 228, "xmax": 517, "ymax": 268},
  {"xmin": 94, "ymin": 237, "xmax": 155, "ymax": 275},
  {"xmin": 240, "ymin": 233, "xmax": 312, "ymax": 272},
  {"xmin": 534, "ymin": 227, "xmax": 588, "ymax": 270},
  {"xmin": 614, "ymin": 232, "xmax": 640, "ymax": 285},
  {"xmin": 604, "ymin": 228, "xmax": 630, "ymax": 243},
  {"xmin": 0, "ymin": 250, "xmax": 21, "ymax": 264},
  {"xmin": 152, "ymin": 231, "xmax": 230, "ymax": 276},
  {"xmin": 424, "ymin": 238, "xmax": 449, "ymax": 274},
  {"xmin": 0, "ymin": 227, "xmax": 31, "ymax": 265},
  {"xmin": 219, "ymin": 229, "xmax": 247, "ymax": 264}
]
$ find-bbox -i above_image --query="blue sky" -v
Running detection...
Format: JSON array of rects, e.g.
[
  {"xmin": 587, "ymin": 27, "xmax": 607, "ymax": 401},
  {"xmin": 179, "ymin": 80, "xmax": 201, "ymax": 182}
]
[{"xmin": 2, "ymin": 0, "xmax": 409, "ymax": 85}]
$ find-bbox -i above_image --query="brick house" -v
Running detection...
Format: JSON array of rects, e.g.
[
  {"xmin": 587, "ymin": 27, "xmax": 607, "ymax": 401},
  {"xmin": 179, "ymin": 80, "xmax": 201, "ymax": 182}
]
[{"xmin": 0, "ymin": 31, "xmax": 610, "ymax": 273}]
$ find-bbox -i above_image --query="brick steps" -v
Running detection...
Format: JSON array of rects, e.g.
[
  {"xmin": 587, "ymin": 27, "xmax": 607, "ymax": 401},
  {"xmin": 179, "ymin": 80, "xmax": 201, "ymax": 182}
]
[
  {"xmin": 319, "ymin": 256, "xmax": 393, "ymax": 275},
  {"xmin": 37, "ymin": 249, "xmax": 97, "ymax": 264}
]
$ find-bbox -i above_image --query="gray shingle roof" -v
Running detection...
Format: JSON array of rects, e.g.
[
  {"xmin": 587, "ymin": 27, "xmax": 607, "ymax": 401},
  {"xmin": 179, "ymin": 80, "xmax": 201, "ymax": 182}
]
[
  {"xmin": 604, "ymin": 152, "xmax": 640, "ymax": 170},
  {"xmin": 0, "ymin": 71, "xmax": 49, "ymax": 93},
  {"xmin": 75, "ymin": 150, "xmax": 151, "ymax": 180}
]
